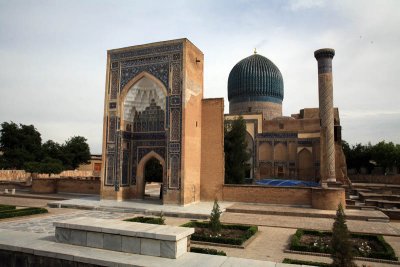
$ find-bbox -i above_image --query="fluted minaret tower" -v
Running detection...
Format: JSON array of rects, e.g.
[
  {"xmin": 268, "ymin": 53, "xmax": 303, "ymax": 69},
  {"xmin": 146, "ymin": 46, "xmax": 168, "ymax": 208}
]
[{"xmin": 314, "ymin": 48, "xmax": 336, "ymax": 185}]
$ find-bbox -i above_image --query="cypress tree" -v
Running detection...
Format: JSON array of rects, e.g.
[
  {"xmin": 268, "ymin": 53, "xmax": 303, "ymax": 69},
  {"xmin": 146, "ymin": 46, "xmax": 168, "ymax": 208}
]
[
  {"xmin": 224, "ymin": 116, "xmax": 250, "ymax": 184},
  {"xmin": 331, "ymin": 203, "xmax": 357, "ymax": 267}
]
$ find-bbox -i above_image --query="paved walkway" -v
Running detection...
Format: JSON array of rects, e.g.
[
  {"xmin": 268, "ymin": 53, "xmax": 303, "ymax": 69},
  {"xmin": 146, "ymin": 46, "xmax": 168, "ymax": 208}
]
[
  {"xmin": 222, "ymin": 212, "xmax": 400, "ymax": 236},
  {"xmin": 227, "ymin": 203, "xmax": 389, "ymax": 221},
  {"xmin": 48, "ymin": 197, "xmax": 234, "ymax": 219}
]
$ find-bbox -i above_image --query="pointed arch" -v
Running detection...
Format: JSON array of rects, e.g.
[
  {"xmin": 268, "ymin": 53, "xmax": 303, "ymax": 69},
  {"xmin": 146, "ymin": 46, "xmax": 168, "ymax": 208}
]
[
  {"xmin": 298, "ymin": 148, "xmax": 313, "ymax": 180},
  {"xmin": 136, "ymin": 151, "xmax": 166, "ymax": 199}
]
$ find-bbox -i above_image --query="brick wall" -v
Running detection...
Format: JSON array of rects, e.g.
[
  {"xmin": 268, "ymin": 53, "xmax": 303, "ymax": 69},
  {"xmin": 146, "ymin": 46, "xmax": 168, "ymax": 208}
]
[
  {"xmin": 31, "ymin": 178, "xmax": 100, "ymax": 194},
  {"xmin": 222, "ymin": 185, "xmax": 312, "ymax": 206},
  {"xmin": 349, "ymin": 174, "xmax": 400, "ymax": 184},
  {"xmin": 200, "ymin": 98, "xmax": 224, "ymax": 201}
]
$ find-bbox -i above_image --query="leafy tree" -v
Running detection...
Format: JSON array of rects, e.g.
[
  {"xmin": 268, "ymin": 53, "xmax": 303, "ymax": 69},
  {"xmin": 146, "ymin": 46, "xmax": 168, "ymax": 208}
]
[
  {"xmin": 371, "ymin": 141, "xmax": 397, "ymax": 173},
  {"xmin": 0, "ymin": 122, "xmax": 42, "ymax": 169},
  {"xmin": 209, "ymin": 199, "xmax": 222, "ymax": 233},
  {"xmin": 224, "ymin": 116, "xmax": 250, "ymax": 184},
  {"xmin": 331, "ymin": 203, "xmax": 357, "ymax": 267},
  {"xmin": 24, "ymin": 158, "xmax": 64, "ymax": 175},
  {"xmin": 42, "ymin": 140, "xmax": 62, "ymax": 161},
  {"xmin": 0, "ymin": 122, "xmax": 91, "ymax": 174},
  {"xmin": 61, "ymin": 136, "xmax": 91, "ymax": 170}
]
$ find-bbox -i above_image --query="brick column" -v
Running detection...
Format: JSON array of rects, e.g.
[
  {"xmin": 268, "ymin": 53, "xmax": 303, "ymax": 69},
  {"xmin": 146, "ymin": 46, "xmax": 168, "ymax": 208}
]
[{"xmin": 314, "ymin": 48, "xmax": 336, "ymax": 184}]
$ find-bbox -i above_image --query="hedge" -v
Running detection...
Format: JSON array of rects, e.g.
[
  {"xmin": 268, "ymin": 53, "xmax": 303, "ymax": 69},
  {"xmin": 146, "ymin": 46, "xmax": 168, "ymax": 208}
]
[
  {"xmin": 190, "ymin": 247, "xmax": 227, "ymax": 256},
  {"xmin": 282, "ymin": 258, "xmax": 330, "ymax": 266},
  {"xmin": 124, "ymin": 216, "xmax": 165, "ymax": 225},
  {"xmin": 0, "ymin": 207, "xmax": 48, "ymax": 219},
  {"xmin": 0, "ymin": 205, "xmax": 16, "ymax": 212},
  {"xmin": 290, "ymin": 229, "xmax": 398, "ymax": 261},
  {"xmin": 181, "ymin": 221, "xmax": 258, "ymax": 245}
]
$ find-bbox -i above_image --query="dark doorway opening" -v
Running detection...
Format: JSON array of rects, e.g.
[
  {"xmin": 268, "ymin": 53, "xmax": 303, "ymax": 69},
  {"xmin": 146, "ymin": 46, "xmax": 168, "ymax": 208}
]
[{"xmin": 144, "ymin": 157, "xmax": 163, "ymax": 200}]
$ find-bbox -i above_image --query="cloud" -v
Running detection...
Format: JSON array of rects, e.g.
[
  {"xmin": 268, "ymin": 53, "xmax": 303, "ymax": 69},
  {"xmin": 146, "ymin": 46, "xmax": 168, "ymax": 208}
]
[{"xmin": 0, "ymin": 0, "xmax": 399, "ymax": 153}]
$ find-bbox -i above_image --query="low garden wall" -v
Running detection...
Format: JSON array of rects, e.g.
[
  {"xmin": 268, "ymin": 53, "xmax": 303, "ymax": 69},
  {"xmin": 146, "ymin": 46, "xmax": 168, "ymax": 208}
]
[
  {"xmin": 31, "ymin": 177, "xmax": 100, "ymax": 194},
  {"xmin": 222, "ymin": 184, "xmax": 345, "ymax": 210},
  {"xmin": 350, "ymin": 175, "xmax": 400, "ymax": 185}
]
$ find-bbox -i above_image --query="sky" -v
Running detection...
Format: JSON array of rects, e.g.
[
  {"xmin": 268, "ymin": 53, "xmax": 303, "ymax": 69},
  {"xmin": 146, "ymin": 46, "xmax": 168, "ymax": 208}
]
[{"xmin": 0, "ymin": 0, "xmax": 399, "ymax": 154}]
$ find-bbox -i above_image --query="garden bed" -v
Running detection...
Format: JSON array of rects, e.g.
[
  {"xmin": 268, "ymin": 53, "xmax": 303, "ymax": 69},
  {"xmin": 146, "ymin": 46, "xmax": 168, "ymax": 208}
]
[
  {"xmin": 181, "ymin": 221, "xmax": 258, "ymax": 247},
  {"xmin": 124, "ymin": 216, "xmax": 165, "ymax": 225},
  {"xmin": 290, "ymin": 229, "xmax": 397, "ymax": 261}
]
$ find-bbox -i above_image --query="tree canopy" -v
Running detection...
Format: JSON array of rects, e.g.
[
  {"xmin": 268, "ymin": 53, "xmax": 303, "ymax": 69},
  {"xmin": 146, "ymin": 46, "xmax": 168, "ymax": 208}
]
[
  {"xmin": 224, "ymin": 116, "xmax": 250, "ymax": 184},
  {"xmin": 343, "ymin": 140, "xmax": 400, "ymax": 174},
  {"xmin": 0, "ymin": 121, "xmax": 91, "ymax": 174}
]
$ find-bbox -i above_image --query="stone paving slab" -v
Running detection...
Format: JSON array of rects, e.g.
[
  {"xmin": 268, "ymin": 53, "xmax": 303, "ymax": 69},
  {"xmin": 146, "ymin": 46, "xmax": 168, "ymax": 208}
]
[
  {"xmin": 48, "ymin": 198, "xmax": 234, "ymax": 219},
  {"xmin": 0, "ymin": 229, "xmax": 302, "ymax": 267},
  {"xmin": 0, "ymin": 210, "xmax": 129, "ymax": 235},
  {"xmin": 226, "ymin": 203, "xmax": 389, "ymax": 221}
]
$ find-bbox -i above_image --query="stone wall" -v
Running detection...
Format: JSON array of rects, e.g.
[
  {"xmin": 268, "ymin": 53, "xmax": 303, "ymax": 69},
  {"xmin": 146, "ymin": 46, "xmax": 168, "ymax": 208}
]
[
  {"xmin": 222, "ymin": 184, "xmax": 312, "ymax": 206},
  {"xmin": 349, "ymin": 174, "xmax": 400, "ymax": 185},
  {"xmin": 31, "ymin": 178, "xmax": 100, "ymax": 194},
  {"xmin": 222, "ymin": 184, "xmax": 345, "ymax": 210},
  {"xmin": 0, "ymin": 170, "xmax": 30, "ymax": 182}
]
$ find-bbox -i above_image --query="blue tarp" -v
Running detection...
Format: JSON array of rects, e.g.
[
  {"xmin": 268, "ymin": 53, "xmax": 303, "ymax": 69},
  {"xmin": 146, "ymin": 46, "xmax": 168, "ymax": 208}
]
[{"xmin": 255, "ymin": 179, "xmax": 320, "ymax": 187}]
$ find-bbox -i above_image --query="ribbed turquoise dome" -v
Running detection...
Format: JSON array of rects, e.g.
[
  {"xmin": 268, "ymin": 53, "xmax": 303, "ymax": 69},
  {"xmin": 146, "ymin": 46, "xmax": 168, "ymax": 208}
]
[{"xmin": 228, "ymin": 53, "xmax": 284, "ymax": 104}]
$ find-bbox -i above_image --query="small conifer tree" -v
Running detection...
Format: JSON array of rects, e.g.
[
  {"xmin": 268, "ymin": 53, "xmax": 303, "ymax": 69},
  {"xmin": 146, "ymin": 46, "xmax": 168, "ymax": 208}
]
[
  {"xmin": 159, "ymin": 211, "xmax": 165, "ymax": 225},
  {"xmin": 331, "ymin": 203, "xmax": 357, "ymax": 267},
  {"xmin": 210, "ymin": 199, "xmax": 222, "ymax": 233}
]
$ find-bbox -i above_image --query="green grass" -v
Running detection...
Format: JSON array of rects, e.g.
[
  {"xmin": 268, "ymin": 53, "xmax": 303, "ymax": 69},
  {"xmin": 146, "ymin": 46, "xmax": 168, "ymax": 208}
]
[
  {"xmin": 0, "ymin": 207, "xmax": 48, "ymax": 219},
  {"xmin": 181, "ymin": 221, "xmax": 258, "ymax": 246}
]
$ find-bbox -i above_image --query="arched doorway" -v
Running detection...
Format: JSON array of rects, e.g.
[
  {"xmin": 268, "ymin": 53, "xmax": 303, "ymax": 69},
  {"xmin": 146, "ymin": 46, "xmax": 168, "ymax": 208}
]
[
  {"xmin": 136, "ymin": 151, "xmax": 166, "ymax": 201},
  {"xmin": 144, "ymin": 157, "xmax": 163, "ymax": 199}
]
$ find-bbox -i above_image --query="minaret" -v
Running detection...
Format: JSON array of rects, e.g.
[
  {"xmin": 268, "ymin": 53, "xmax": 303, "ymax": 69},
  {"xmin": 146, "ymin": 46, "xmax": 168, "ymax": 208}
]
[{"xmin": 314, "ymin": 48, "xmax": 336, "ymax": 185}]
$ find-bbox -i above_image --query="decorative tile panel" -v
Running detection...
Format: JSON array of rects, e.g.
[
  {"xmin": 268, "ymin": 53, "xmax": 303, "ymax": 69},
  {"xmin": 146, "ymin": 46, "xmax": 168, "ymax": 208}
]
[
  {"xmin": 170, "ymin": 108, "xmax": 180, "ymax": 142},
  {"xmin": 108, "ymin": 117, "xmax": 117, "ymax": 143},
  {"xmin": 169, "ymin": 154, "xmax": 180, "ymax": 189},
  {"xmin": 110, "ymin": 70, "xmax": 119, "ymax": 100}
]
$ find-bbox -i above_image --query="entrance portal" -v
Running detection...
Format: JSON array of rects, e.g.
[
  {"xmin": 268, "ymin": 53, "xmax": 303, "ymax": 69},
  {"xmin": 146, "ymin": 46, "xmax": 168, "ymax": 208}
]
[{"xmin": 144, "ymin": 158, "xmax": 163, "ymax": 200}]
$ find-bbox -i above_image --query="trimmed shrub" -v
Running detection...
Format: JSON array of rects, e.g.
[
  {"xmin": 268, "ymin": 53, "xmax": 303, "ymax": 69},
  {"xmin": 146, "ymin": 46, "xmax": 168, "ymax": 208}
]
[
  {"xmin": 124, "ymin": 216, "xmax": 165, "ymax": 225},
  {"xmin": 190, "ymin": 247, "xmax": 226, "ymax": 256},
  {"xmin": 282, "ymin": 258, "xmax": 331, "ymax": 266},
  {"xmin": 0, "ymin": 205, "xmax": 16, "ymax": 212},
  {"xmin": 181, "ymin": 221, "xmax": 258, "ymax": 245},
  {"xmin": 0, "ymin": 207, "xmax": 48, "ymax": 219}
]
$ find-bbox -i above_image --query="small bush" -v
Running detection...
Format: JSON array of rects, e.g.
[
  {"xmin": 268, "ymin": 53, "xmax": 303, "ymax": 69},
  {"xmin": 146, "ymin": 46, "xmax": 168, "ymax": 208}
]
[
  {"xmin": 190, "ymin": 247, "xmax": 226, "ymax": 256},
  {"xmin": 282, "ymin": 258, "xmax": 331, "ymax": 267},
  {"xmin": 0, "ymin": 205, "xmax": 16, "ymax": 212},
  {"xmin": 0, "ymin": 207, "xmax": 48, "ymax": 219},
  {"xmin": 210, "ymin": 199, "xmax": 222, "ymax": 233},
  {"xmin": 124, "ymin": 216, "xmax": 165, "ymax": 225}
]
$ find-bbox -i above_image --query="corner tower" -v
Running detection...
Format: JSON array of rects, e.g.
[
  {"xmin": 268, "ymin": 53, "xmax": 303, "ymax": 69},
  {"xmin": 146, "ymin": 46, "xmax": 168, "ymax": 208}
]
[{"xmin": 228, "ymin": 51, "xmax": 284, "ymax": 120}]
